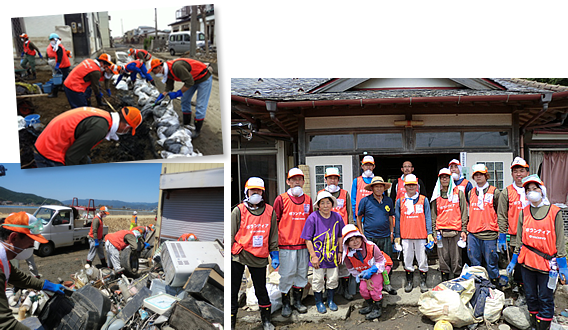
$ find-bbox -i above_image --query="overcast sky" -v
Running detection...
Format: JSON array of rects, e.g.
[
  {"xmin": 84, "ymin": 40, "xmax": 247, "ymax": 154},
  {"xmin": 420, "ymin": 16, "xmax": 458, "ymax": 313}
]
[{"xmin": 107, "ymin": 6, "xmax": 181, "ymax": 37}]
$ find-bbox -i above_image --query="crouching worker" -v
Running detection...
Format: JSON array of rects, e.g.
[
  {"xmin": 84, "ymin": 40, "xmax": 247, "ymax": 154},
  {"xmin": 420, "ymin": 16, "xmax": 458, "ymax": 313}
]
[
  {"xmin": 231, "ymin": 177, "xmax": 278, "ymax": 330},
  {"xmin": 104, "ymin": 229, "xmax": 148, "ymax": 271},
  {"xmin": 342, "ymin": 224, "xmax": 386, "ymax": 320},
  {"xmin": 0, "ymin": 212, "xmax": 66, "ymax": 330}
]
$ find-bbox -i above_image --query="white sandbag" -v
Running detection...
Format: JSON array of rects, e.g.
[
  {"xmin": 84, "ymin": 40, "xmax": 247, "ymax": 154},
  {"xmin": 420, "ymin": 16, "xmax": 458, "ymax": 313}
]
[
  {"xmin": 460, "ymin": 264, "xmax": 489, "ymax": 280},
  {"xmin": 418, "ymin": 289, "xmax": 475, "ymax": 328},
  {"xmin": 484, "ymin": 288, "xmax": 505, "ymax": 323},
  {"xmin": 115, "ymin": 80, "xmax": 129, "ymax": 91},
  {"xmin": 137, "ymin": 94, "xmax": 150, "ymax": 106}
]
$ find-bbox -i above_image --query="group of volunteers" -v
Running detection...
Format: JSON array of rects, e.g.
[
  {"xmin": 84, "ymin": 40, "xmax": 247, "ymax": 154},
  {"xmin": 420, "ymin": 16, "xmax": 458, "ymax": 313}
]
[
  {"xmin": 18, "ymin": 33, "xmax": 214, "ymax": 167},
  {"xmin": 231, "ymin": 155, "xmax": 567, "ymax": 330}
]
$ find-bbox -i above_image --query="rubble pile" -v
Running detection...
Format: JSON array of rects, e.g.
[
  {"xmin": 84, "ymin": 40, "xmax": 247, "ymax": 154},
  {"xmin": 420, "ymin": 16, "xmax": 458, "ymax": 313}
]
[{"xmin": 16, "ymin": 241, "xmax": 224, "ymax": 330}]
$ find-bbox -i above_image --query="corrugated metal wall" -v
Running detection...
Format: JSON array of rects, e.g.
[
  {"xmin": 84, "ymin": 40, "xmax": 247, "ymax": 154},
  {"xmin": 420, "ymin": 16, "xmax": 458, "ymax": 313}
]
[{"xmin": 161, "ymin": 187, "xmax": 223, "ymax": 242}]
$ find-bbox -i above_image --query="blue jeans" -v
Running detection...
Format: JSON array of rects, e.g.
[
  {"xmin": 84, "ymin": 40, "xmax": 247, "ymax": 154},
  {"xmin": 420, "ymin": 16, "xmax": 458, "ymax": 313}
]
[
  {"xmin": 467, "ymin": 234, "xmax": 499, "ymax": 279},
  {"xmin": 521, "ymin": 266, "xmax": 555, "ymax": 319},
  {"xmin": 65, "ymin": 85, "xmax": 92, "ymax": 109},
  {"xmin": 181, "ymin": 75, "xmax": 212, "ymax": 120}
]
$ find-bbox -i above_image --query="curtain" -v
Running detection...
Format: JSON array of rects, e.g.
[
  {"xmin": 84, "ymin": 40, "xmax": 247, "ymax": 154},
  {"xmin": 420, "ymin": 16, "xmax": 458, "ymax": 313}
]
[
  {"xmin": 541, "ymin": 152, "xmax": 568, "ymax": 205},
  {"xmin": 529, "ymin": 151, "xmax": 544, "ymax": 177}
]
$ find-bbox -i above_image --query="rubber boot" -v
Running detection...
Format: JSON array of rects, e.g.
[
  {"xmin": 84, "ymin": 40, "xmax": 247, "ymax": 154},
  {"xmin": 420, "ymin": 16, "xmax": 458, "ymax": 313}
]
[
  {"xmin": 183, "ymin": 113, "xmax": 192, "ymax": 126},
  {"xmin": 100, "ymin": 258, "xmax": 108, "ymax": 268},
  {"xmin": 529, "ymin": 313, "xmax": 537, "ymax": 330},
  {"xmin": 32, "ymin": 71, "xmax": 37, "ymax": 80},
  {"xmin": 536, "ymin": 318, "xmax": 551, "ymax": 330},
  {"xmin": 231, "ymin": 313, "xmax": 237, "ymax": 330},
  {"xmin": 327, "ymin": 288, "xmax": 338, "ymax": 311},
  {"xmin": 48, "ymin": 86, "xmax": 59, "ymax": 98},
  {"xmin": 359, "ymin": 299, "xmax": 374, "ymax": 315},
  {"xmin": 281, "ymin": 291, "xmax": 292, "ymax": 317},
  {"xmin": 314, "ymin": 291, "xmax": 326, "ymax": 314},
  {"xmin": 292, "ymin": 287, "xmax": 308, "ymax": 314},
  {"xmin": 341, "ymin": 277, "xmax": 353, "ymax": 300},
  {"xmin": 193, "ymin": 120, "xmax": 204, "ymax": 138},
  {"xmin": 365, "ymin": 300, "xmax": 382, "ymax": 320},
  {"xmin": 259, "ymin": 306, "xmax": 275, "ymax": 330},
  {"xmin": 441, "ymin": 271, "xmax": 450, "ymax": 282},
  {"xmin": 405, "ymin": 271, "xmax": 414, "ymax": 293},
  {"xmin": 86, "ymin": 260, "xmax": 92, "ymax": 268},
  {"xmin": 383, "ymin": 283, "xmax": 397, "ymax": 295},
  {"xmin": 420, "ymin": 271, "xmax": 428, "ymax": 293}
]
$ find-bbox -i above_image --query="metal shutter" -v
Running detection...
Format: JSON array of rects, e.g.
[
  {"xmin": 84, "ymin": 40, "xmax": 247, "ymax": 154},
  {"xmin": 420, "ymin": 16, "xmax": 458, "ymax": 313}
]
[{"xmin": 161, "ymin": 187, "xmax": 223, "ymax": 242}]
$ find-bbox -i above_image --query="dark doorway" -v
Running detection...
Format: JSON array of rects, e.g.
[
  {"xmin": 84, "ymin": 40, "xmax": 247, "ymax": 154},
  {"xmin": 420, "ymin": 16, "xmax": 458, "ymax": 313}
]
[{"xmin": 64, "ymin": 13, "xmax": 90, "ymax": 58}]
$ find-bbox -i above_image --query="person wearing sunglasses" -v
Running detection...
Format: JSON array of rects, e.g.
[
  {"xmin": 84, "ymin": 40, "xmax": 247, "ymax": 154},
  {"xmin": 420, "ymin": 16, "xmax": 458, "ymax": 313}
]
[{"xmin": 0, "ymin": 212, "xmax": 66, "ymax": 329}]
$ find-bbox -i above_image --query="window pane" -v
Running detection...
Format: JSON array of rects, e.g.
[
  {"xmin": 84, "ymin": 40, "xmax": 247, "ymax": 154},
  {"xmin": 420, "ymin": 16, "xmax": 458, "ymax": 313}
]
[
  {"xmin": 464, "ymin": 132, "xmax": 509, "ymax": 147},
  {"xmin": 357, "ymin": 133, "xmax": 402, "ymax": 149},
  {"xmin": 309, "ymin": 135, "xmax": 354, "ymax": 151},
  {"xmin": 415, "ymin": 132, "xmax": 461, "ymax": 148}
]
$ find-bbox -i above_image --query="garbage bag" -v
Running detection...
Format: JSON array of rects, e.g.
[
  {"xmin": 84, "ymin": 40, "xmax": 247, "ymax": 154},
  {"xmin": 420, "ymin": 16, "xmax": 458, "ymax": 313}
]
[
  {"xmin": 484, "ymin": 288, "xmax": 505, "ymax": 323},
  {"xmin": 418, "ymin": 289, "xmax": 475, "ymax": 328},
  {"xmin": 432, "ymin": 274, "xmax": 476, "ymax": 306}
]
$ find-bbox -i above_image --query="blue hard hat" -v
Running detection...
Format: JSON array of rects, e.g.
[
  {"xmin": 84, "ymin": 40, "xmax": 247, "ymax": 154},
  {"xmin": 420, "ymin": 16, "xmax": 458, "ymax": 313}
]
[{"xmin": 49, "ymin": 33, "xmax": 60, "ymax": 40}]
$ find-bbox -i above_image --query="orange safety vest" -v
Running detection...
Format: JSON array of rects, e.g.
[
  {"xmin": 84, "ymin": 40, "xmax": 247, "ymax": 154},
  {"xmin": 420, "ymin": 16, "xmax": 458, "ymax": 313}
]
[
  {"xmin": 506, "ymin": 185, "xmax": 524, "ymax": 235},
  {"xmin": 64, "ymin": 59, "xmax": 101, "ymax": 92},
  {"xmin": 88, "ymin": 215, "xmax": 104, "ymax": 239},
  {"xmin": 134, "ymin": 49, "xmax": 151, "ymax": 61},
  {"xmin": 347, "ymin": 241, "xmax": 375, "ymax": 273},
  {"xmin": 125, "ymin": 60, "xmax": 144, "ymax": 72},
  {"xmin": 106, "ymin": 230, "xmax": 131, "ymax": 251},
  {"xmin": 231, "ymin": 203, "xmax": 273, "ymax": 258},
  {"xmin": 131, "ymin": 226, "xmax": 146, "ymax": 235},
  {"xmin": 34, "ymin": 107, "xmax": 112, "ymax": 165},
  {"xmin": 518, "ymin": 205, "xmax": 559, "ymax": 272},
  {"xmin": 395, "ymin": 177, "xmax": 407, "ymax": 201},
  {"xmin": 382, "ymin": 250, "xmax": 393, "ymax": 267},
  {"xmin": 23, "ymin": 40, "xmax": 36, "ymax": 56},
  {"xmin": 46, "ymin": 44, "xmax": 71, "ymax": 68},
  {"xmin": 435, "ymin": 187, "xmax": 462, "ymax": 231},
  {"xmin": 456, "ymin": 179, "xmax": 470, "ymax": 194},
  {"xmin": 355, "ymin": 177, "xmax": 373, "ymax": 216},
  {"xmin": 399, "ymin": 195, "xmax": 428, "ymax": 239},
  {"xmin": 167, "ymin": 58, "xmax": 209, "ymax": 82},
  {"xmin": 318, "ymin": 188, "xmax": 349, "ymax": 225},
  {"xmin": 467, "ymin": 186, "xmax": 498, "ymax": 234},
  {"xmin": 277, "ymin": 193, "xmax": 311, "ymax": 248}
]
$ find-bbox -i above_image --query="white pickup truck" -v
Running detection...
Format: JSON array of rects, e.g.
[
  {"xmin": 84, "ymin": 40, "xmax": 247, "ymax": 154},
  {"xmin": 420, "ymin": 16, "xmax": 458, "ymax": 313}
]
[{"xmin": 32, "ymin": 205, "xmax": 109, "ymax": 257}]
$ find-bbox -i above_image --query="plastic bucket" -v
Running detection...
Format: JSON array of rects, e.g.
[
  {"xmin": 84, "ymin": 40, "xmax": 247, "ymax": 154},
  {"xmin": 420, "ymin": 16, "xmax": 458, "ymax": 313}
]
[
  {"xmin": 43, "ymin": 82, "xmax": 53, "ymax": 93},
  {"xmin": 52, "ymin": 73, "xmax": 63, "ymax": 85},
  {"xmin": 24, "ymin": 114, "xmax": 40, "ymax": 127}
]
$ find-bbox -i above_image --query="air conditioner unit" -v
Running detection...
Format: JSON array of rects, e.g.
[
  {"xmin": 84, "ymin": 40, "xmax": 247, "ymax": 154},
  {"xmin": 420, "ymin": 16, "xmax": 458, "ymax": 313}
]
[{"xmin": 160, "ymin": 241, "xmax": 224, "ymax": 287}]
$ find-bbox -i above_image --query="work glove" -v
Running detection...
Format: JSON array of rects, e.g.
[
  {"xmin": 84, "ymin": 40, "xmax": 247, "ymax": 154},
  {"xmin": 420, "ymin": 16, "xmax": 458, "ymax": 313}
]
[
  {"xmin": 21, "ymin": 52, "xmax": 24, "ymax": 58},
  {"xmin": 38, "ymin": 52, "xmax": 43, "ymax": 59},
  {"xmin": 269, "ymin": 251, "xmax": 280, "ymax": 269},
  {"xmin": 155, "ymin": 93, "xmax": 165, "ymax": 105},
  {"xmin": 98, "ymin": 91, "xmax": 103, "ymax": 99},
  {"xmin": 106, "ymin": 89, "xmax": 112, "ymax": 97},
  {"xmin": 506, "ymin": 253, "xmax": 519, "ymax": 275},
  {"xmin": 144, "ymin": 242, "xmax": 151, "ymax": 249},
  {"xmin": 42, "ymin": 280, "xmax": 65, "ymax": 295},
  {"xmin": 94, "ymin": 239, "xmax": 99, "ymax": 247},
  {"xmin": 355, "ymin": 276, "xmax": 360, "ymax": 283},
  {"xmin": 168, "ymin": 89, "xmax": 184, "ymax": 99},
  {"xmin": 361, "ymin": 264, "xmax": 379, "ymax": 280},
  {"xmin": 498, "ymin": 233, "xmax": 507, "ymax": 253},
  {"xmin": 55, "ymin": 63, "xmax": 60, "ymax": 70},
  {"xmin": 426, "ymin": 234, "xmax": 435, "ymax": 250},
  {"xmin": 557, "ymin": 257, "xmax": 568, "ymax": 284}
]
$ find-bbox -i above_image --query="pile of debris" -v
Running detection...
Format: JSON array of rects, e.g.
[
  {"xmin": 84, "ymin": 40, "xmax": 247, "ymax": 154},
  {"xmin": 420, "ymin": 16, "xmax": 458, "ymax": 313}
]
[
  {"xmin": 113, "ymin": 52, "xmax": 202, "ymax": 158},
  {"xmin": 16, "ymin": 241, "xmax": 224, "ymax": 330}
]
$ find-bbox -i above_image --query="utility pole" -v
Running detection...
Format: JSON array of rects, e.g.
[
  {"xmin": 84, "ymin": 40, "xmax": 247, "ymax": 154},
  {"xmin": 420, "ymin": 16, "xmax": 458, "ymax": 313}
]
[
  {"xmin": 190, "ymin": 5, "xmax": 197, "ymax": 57},
  {"xmin": 154, "ymin": 8, "xmax": 158, "ymax": 51}
]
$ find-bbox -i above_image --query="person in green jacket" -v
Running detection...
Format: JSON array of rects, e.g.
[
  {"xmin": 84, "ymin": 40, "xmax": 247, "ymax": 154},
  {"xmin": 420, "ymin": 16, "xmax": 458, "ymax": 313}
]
[{"xmin": 19, "ymin": 33, "xmax": 43, "ymax": 80}]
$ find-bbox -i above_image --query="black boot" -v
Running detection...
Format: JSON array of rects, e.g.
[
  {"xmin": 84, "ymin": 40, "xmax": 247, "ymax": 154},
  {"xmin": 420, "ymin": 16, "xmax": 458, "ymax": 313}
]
[
  {"xmin": 292, "ymin": 287, "xmax": 307, "ymax": 314},
  {"xmin": 365, "ymin": 300, "xmax": 382, "ymax": 320},
  {"xmin": 86, "ymin": 260, "xmax": 92, "ymax": 267},
  {"xmin": 231, "ymin": 313, "xmax": 237, "ymax": 330},
  {"xmin": 529, "ymin": 313, "xmax": 537, "ymax": 330},
  {"xmin": 193, "ymin": 120, "xmax": 204, "ymax": 138},
  {"xmin": 183, "ymin": 113, "xmax": 192, "ymax": 126},
  {"xmin": 32, "ymin": 71, "xmax": 37, "ymax": 80},
  {"xmin": 405, "ymin": 271, "xmax": 414, "ymax": 293},
  {"xmin": 359, "ymin": 298, "xmax": 374, "ymax": 315},
  {"xmin": 342, "ymin": 277, "xmax": 353, "ymax": 300},
  {"xmin": 48, "ymin": 86, "xmax": 59, "ymax": 98},
  {"xmin": 260, "ymin": 306, "xmax": 275, "ymax": 330},
  {"xmin": 420, "ymin": 272, "xmax": 428, "ymax": 293},
  {"xmin": 441, "ymin": 271, "xmax": 450, "ymax": 282},
  {"xmin": 281, "ymin": 291, "xmax": 292, "ymax": 317},
  {"xmin": 536, "ymin": 318, "xmax": 551, "ymax": 330},
  {"xmin": 100, "ymin": 258, "xmax": 108, "ymax": 268}
]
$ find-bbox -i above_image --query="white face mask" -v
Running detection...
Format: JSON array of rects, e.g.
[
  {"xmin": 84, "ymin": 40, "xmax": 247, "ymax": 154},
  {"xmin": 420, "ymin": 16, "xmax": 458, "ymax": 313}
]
[
  {"xmin": 15, "ymin": 248, "xmax": 34, "ymax": 260},
  {"xmin": 527, "ymin": 190, "xmax": 542, "ymax": 203},
  {"xmin": 326, "ymin": 185, "xmax": 340, "ymax": 193},
  {"xmin": 291, "ymin": 186, "xmax": 303, "ymax": 197},
  {"xmin": 451, "ymin": 173, "xmax": 460, "ymax": 181},
  {"xmin": 363, "ymin": 170, "xmax": 373, "ymax": 177},
  {"xmin": 50, "ymin": 40, "xmax": 57, "ymax": 46},
  {"xmin": 155, "ymin": 73, "xmax": 164, "ymax": 78},
  {"xmin": 248, "ymin": 194, "xmax": 263, "ymax": 205}
]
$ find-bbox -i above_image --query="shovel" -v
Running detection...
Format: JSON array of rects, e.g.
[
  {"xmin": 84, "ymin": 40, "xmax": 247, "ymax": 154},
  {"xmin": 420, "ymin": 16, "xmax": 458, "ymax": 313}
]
[{"xmin": 102, "ymin": 96, "xmax": 117, "ymax": 112}]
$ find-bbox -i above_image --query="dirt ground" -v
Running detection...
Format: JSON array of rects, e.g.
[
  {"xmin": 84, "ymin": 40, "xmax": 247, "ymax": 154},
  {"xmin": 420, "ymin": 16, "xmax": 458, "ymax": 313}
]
[{"xmin": 15, "ymin": 50, "xmax": 222, "ymax": 168}]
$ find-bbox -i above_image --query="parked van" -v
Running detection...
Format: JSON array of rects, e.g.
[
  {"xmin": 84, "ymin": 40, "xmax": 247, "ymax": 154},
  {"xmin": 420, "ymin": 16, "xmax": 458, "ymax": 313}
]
[{"xmin": 168, "ymin": 31, "xmax": 206, "ymax": 55}]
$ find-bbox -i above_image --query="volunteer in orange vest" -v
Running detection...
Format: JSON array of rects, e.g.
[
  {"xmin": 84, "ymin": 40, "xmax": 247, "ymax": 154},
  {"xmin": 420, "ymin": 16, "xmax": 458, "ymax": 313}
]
[
  {"xmin": 466, "ymin": 164, "xmax": 502, "ymax": 285},
  {"xmin": 430, "ymin": 168, "xmax": 468, "ymax": 282},
  {"xmin": 507, "ymin": 175, "xmax": 567, "ymax": 330},
  {"xmin": 394, "ymin": 174, "xmax": 433, "ymax": 293},
  {"xmin": 390, "ymin": 160, "xmax": 428, "ymax": 201},
  {"xmin": 273, "ymin": 168, "xmax": 313, "ymax": 317},
  {"xmin": 148, "ymin": 58, "xmax": 212, "ymax": 138},
  {"xmin": 231, "ymin": 177, "xmax": 278, "ymax": 330},
  {"xmin": 128, "ymin": 48, "xmax": 152, "ymax": 62},
  {"xmin": 46, "ymin": 33, "xmax": 71, "ymax": 98},
  {"xmin": 351, "ymin": 155, "xmax": 375, "ymax": 222},
  {"xmin": 33, "ymin": 106, "xmax": 142, "ymax": 167},
  {"xmin": 498, "ymin": 157, "xmax": 530, "ymax": 293},
  {"xmin": 178, "ymin": 233, "xmax": 197, "ymax": 241},
  {"xmin": 130, "ymin": 211, "xmax": 138, "ymax": 230},
  {"xmin": 132, "ymin": 224, "xmax": 155, "ymax": 241},
  {"xmin": 86, "ymin": 206, "xmax": 109, "ymax": 268},
  {"xmin": 19, "ymin": 33, "xmax": 43, "ymax": 80},
  {"xmin": 318, "ymin": 167, "xmax": 354, "ymax": 300},
  {"xmin": 64, "ymin": 53, "xmax": 116, "ymax": 109},
  {"xmin": 105, "ymin": 229, "xmax": 146, "ymax": 271},
  {"xmin": 449, "ymin": 159, "xmax": 473, "ymax": 203},
  {"xmin": 115, "ymin": 59, "xmax": 155, "ymax": 87},
  {"xmin": 0, "ymin": 212, "xmax": 66, "ymax": 329}
]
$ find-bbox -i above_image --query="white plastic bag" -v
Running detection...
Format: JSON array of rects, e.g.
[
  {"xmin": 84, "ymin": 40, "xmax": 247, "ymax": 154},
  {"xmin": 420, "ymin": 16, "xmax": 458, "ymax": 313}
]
[
  {"xmin": 418, "ymin": 289, "xmax": 475, "ymax": 328},
  {"xmin": 484, "ymin": 288, "xmax": 505, "ymax": 323}
]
